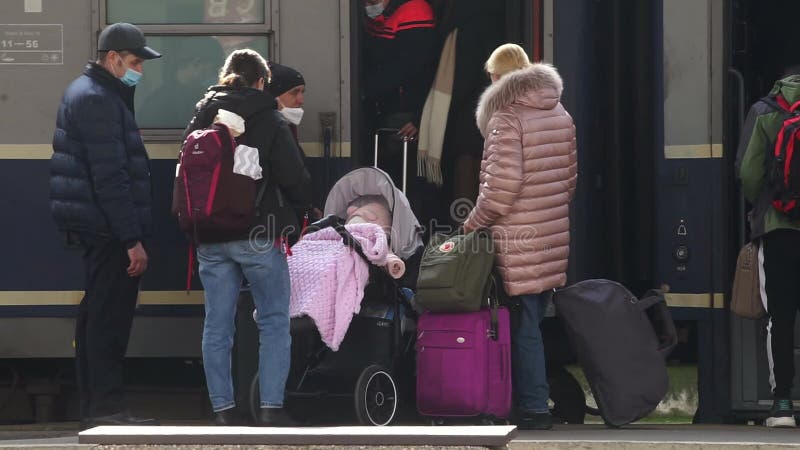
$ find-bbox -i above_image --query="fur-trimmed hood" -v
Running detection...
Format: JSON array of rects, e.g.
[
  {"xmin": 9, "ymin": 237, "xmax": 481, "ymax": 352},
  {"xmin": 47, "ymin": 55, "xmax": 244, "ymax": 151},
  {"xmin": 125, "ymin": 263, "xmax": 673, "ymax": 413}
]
[{"xmin": 475, "ymin": 63, "xmax": 564, "ymax": 136}]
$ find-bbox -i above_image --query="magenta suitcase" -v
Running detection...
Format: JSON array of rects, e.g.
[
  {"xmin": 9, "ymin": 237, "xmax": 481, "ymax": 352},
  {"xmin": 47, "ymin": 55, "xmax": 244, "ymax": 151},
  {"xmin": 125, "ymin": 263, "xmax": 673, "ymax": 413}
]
[{"xmin": 415, "ymin": 307, "xmax": 512, "ymax": 419}]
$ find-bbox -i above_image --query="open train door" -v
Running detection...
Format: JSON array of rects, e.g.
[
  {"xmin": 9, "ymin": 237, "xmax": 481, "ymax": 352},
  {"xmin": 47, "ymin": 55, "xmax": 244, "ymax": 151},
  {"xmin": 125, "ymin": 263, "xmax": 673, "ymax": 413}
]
[{"xmin": 727, "ymin": 0, "xmax": 800, "ymax": 421}]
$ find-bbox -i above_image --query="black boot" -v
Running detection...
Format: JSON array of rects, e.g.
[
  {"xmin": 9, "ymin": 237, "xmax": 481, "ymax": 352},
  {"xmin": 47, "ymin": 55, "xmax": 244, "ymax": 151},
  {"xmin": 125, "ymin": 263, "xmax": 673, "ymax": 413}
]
[
  {"xmin": 213, "ymin": 408, "xmax": 241, "ymax": 426},
  {"xmin": 516, "ymin": 411, "xmax": 553, "ymax": 430},
  {"xmin": 256, "ymin": 407, "xmax": 298, "ymax": 427}
]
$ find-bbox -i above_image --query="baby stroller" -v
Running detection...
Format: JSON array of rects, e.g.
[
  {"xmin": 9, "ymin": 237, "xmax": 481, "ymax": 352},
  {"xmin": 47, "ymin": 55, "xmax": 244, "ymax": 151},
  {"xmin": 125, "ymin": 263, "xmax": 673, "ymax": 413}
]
[{"xmin": 248, "ymin": 166, "xmax": 424, "ymax": 426}]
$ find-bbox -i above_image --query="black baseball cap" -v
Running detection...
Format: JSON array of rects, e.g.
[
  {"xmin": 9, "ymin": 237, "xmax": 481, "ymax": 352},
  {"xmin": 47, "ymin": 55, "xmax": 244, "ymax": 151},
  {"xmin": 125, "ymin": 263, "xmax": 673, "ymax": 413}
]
[{"xmin": 98, "ymin": 23, "xmax": 161, "ymax": 59}]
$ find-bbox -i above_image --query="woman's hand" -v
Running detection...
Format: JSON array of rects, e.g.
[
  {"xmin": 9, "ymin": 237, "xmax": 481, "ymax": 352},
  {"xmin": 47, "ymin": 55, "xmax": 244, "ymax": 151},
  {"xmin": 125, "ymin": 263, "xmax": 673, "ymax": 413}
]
[{"xmin": 397, "ymin": 122, "xmax": 418, "ymax": 140}]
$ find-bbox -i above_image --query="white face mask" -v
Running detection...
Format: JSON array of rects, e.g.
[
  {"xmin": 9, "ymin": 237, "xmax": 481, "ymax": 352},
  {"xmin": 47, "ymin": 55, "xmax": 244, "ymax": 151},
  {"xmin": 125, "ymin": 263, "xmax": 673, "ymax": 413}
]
[
  {"xmin": 280, "ymin": 107, "xmax": 304, "ymax": 125},
  {"xmin": 365, "ymin": 3, "xmax": 385, "ymax": 18}
]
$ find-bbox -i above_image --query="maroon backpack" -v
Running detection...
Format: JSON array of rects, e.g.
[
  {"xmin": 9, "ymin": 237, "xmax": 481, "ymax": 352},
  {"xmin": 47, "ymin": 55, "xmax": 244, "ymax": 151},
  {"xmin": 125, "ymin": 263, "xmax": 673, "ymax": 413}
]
[
  {"xmin": 172, "ymin": 122, "xmax": 268, "ymax": 289},
  {"xmin": 172, "ymin": 122, "xmax": 263, "ymax": 241}
]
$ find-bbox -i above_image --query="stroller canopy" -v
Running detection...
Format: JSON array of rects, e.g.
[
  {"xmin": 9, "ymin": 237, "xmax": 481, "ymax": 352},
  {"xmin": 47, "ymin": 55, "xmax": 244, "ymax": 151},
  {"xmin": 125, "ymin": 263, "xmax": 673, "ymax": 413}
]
[{"xmin": 324, "ymin": 167, "xmax": 423, "ymax": 259}]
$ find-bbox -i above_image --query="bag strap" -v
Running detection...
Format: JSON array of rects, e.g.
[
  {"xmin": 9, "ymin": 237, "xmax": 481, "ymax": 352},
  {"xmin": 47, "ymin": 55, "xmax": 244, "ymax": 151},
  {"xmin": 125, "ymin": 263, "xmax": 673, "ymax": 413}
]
[
  {"xmin": 761, "ymin": 95, "xmax": 785, "ymax": 114},
  {"xmin": 633, "ymin": 289, "xmax": 679, "ymax": 359},
  {"xmin": 633, "ymin": 289, "xmax": 665, "ymax": 311},
  {"xmin": 254, "ymin": 181, "xmax": 269, "ymax": 216},
  {"xmin": 761, "ymin": 94, "xmax": 800, "ymax": 114},
  {"xmin": 484, "ymin": 276, "xmax": 500, "ymax": 341}
]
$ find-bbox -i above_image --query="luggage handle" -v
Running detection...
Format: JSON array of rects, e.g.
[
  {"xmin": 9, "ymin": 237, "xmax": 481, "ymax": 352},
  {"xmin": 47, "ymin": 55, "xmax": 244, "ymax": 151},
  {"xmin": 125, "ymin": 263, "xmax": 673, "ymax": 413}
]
[
  {"xmin": 373, "ymin": 128, "xmax": 409, "ymax": 194},
  {"xmin": 630, "ymin": 289, "xmax": 664, "ymax": 311},
  {"xmin": 633, "ymin": 290, "xmax": 679, "ymax": 359},
  {"xmin": 485, "ymin": 276, "xmax": 500, "ymax": 341}
]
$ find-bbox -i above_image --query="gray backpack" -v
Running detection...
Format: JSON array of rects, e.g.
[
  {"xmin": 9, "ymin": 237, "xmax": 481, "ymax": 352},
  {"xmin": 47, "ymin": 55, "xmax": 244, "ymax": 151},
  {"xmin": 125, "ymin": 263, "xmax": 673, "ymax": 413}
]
[{"xmin": 553, "ymin": 279, "xmax": 677, "ymax": 427}]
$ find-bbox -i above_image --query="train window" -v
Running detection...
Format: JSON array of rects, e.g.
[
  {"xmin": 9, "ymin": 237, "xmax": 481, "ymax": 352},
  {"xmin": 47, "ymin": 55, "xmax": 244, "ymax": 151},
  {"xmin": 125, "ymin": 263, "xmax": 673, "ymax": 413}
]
[
  {"xmin": 104, "ymin": 0, "xmax": 271, "ymax": 132},
  {"xmin": 134, "ymin": 35, "xmax": 270, "ymax": 129},
  {"xmin": 107, "ymin": 0, "xmax": 265, "ymax": 25}
]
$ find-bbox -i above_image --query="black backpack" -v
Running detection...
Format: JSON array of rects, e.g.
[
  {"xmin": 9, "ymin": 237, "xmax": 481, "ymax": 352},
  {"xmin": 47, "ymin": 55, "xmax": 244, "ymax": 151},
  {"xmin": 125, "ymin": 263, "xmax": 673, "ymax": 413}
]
[{"xmin": 761, "ymin": 94, "xmax": 800, "ymax": 219}]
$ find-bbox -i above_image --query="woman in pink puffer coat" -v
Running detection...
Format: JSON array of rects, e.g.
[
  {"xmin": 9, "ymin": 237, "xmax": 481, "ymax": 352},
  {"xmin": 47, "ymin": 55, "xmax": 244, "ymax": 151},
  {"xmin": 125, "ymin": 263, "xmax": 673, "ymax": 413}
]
[{"xmin": 463, "ymin": 44, "xmax": 577, "ymax": 430}]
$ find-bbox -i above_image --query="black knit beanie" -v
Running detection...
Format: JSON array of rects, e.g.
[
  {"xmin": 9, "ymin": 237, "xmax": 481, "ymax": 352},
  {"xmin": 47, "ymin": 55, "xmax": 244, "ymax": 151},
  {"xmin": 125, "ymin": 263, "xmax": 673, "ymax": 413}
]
[{"xmin": 265, "ymin": 62, "xmax": 305, "ymax": 96}]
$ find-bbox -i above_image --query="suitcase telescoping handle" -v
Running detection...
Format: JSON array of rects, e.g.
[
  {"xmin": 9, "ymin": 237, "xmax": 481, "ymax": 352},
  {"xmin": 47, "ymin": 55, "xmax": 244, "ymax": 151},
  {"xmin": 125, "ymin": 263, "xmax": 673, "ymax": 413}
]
[{"xmin": 373, "ymin": 128, "xmax": 409, "ymax": 194}]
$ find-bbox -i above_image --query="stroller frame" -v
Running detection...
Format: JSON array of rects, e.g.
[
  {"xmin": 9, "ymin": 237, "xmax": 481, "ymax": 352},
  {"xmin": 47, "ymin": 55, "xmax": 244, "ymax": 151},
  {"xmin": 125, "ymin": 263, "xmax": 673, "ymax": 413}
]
[{"xmin": 248, "ymin": 218, "xmax": 415, "ymax": 426}]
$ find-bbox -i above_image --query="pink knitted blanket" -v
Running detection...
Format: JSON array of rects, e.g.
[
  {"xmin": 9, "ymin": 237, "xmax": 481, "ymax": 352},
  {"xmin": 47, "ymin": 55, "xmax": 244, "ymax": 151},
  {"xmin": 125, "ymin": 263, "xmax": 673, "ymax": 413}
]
[{"xmin": 288, "ymin": 223, "xmax": 389, "ymax": 350}]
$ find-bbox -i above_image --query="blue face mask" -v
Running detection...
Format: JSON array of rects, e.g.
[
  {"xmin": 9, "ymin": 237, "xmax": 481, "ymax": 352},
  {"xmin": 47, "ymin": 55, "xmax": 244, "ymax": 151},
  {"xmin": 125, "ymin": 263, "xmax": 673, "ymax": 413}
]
[{"xmin": 117, "ymin": 57, "xmax": 142, "ymax": 87}]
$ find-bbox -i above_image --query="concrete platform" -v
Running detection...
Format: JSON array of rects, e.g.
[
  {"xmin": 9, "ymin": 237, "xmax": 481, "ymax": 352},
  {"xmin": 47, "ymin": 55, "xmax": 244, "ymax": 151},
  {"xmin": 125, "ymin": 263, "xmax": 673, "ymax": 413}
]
[
  {"xmin": 1, "ymin": 423, "xmax": 799, "ymax": 449},
  {"xmin": 513, "ymin": 425, "xmax": 800, "ymax": 449},
  {"xmin": 78, "ymin": 425, "xmax": 517, "ymax": 447}
]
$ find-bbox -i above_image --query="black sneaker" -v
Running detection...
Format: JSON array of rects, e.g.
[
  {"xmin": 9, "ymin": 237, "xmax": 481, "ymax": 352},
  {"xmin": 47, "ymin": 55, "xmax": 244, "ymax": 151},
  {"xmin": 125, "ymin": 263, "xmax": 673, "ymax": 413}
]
[
  {"xmin": 516, "ymin": 411, "xmax": 553, "ymax": 430},
  {"xmin": 766, "ymin": 398, "xmax": 796, "ymax": 428}
]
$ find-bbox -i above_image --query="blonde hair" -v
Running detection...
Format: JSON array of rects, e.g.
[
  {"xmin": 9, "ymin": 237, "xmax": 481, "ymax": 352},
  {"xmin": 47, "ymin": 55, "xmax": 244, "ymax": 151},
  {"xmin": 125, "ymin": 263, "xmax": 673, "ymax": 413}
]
[{"xmin": 485, "ymin": 43, "xmax": 531, "ymax": 78}]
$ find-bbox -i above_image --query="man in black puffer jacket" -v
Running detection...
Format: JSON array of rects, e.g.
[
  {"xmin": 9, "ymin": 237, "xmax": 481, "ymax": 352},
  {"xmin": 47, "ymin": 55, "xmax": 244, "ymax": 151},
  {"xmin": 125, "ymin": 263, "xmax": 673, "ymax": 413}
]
[{"xmin": 49, "ymin": 23, "xmax": 161, "ymax": 428}]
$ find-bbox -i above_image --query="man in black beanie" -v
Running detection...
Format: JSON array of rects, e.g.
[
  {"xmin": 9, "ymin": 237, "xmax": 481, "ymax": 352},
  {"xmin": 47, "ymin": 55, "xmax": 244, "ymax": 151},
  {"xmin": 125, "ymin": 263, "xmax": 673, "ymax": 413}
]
[
  {"xmin": 265, "ymin": 62, "xmax": 306, "ymax": 141},
  {"xmin": 265, "ymin": 62, "xmax": 321, "ymax": 227}
]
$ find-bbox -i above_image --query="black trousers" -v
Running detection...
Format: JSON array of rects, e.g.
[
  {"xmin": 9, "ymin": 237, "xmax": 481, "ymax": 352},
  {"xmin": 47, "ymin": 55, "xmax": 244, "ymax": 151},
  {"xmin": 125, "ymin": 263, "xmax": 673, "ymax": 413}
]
[
  {"xmin": 76, "ymin": 238, "xmax": 140, "ymax": 418},
  {"xmin": 760, "ymin": 229, "xmax": 800, "ymax": 399}
]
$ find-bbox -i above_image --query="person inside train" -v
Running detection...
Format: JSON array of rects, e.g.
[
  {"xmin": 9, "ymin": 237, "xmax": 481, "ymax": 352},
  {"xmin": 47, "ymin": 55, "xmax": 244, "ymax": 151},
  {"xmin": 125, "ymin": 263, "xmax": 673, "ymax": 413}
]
[
  {"xmin": 49, "ymin": 22, "xmax": 161, "ymax": 429},
  {"xmin": 419, "ymin": 0, "xmax": 505, "ymax": 225},
  {"xmin": 183, "ymin": 49, "xmax": 312, "ymax": 426},
  {"xmin": 736, "ymin": 65, "xmax": 800, "ymax": 428},
  {"xmin": 361, "ymin": 0, "xmax": 438, "ymax": 226},
  {"xmin": 462, "ymin": 43, "xmax": 578, "ymax": 430}
]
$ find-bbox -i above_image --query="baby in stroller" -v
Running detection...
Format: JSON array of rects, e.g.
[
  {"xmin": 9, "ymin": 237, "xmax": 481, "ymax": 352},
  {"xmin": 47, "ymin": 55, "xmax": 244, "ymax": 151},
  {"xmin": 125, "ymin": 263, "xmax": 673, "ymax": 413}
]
[
  {"xmin": 249, "ymin": 166, "xmax": 423, "ymax": 426},
  {"xmin": 287, "ymin": 193, "xmax": 408, "ymax": 352}
]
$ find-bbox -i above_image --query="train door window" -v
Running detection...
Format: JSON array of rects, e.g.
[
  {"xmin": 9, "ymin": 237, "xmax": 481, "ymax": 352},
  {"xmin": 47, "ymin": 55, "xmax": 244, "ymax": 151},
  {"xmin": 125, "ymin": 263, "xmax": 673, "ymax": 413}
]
[{"xmin": 102, "ymin": 0, "xmax": 272, "ymax": 136}]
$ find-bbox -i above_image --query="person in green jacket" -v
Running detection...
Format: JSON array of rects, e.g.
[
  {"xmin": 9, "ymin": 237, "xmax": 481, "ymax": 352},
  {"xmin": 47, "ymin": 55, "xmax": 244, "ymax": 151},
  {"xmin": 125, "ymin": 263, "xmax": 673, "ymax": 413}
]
[{"xmin": 736, "ymin": 71, "xmax": 800, "ymax": 428}]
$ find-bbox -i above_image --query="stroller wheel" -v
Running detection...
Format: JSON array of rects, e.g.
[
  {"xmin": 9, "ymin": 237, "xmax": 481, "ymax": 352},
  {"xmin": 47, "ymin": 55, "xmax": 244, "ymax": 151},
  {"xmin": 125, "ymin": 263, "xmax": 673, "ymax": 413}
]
[{"xmin": 354, "ymin": 365, "xmax": 398, "ymax": 426}]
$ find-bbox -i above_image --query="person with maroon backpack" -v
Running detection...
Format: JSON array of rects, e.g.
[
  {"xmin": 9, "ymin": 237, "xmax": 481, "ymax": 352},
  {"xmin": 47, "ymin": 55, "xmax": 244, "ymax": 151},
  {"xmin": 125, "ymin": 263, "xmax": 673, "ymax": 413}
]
[
  {"xmin": 181, "ymin": 49, "xmax": 311, "ymax": 426},
  {"xmin": 737, "ymin": 68, "xmax": 800, "ymax": 428}
]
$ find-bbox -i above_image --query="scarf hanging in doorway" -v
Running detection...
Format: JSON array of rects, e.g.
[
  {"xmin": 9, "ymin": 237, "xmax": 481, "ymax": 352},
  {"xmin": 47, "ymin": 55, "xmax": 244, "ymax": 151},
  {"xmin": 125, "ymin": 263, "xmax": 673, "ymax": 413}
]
[{"xmin": 418, "ymin": 29, "xmax": 458, "ymax": 186}]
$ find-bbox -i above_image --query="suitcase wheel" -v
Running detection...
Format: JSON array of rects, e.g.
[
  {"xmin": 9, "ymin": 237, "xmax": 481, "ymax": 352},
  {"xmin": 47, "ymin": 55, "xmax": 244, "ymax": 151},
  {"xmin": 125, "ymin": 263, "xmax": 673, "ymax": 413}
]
[
  {"xmin": 480, "ymin": 416, "xmax": 508, "ymax": 426},
  {"xmin": 428, "ymin": 417, "xmax": 445, "ymax": 426},
  {"xmin": 354, "ymin": 365, "xmax": 398, "ymax": 426}
]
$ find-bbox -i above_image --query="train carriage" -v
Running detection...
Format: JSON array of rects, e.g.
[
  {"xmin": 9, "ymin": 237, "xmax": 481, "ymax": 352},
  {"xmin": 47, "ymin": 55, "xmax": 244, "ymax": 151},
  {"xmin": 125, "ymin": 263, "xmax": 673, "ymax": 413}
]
[{"xmin": 0, "ymin": 0, "xmax": 797, "ymax": 423}]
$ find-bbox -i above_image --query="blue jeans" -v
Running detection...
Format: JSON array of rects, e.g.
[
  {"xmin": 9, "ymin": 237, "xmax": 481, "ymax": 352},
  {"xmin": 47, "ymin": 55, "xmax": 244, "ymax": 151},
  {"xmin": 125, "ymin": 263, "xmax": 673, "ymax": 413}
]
[
  {"xmin": 197, "ymin": 238, "xmax": 291, "ymax": 412},
  {"xmin": 513, "ymin": 291, "xmax": 552, "ymax": 413}
]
